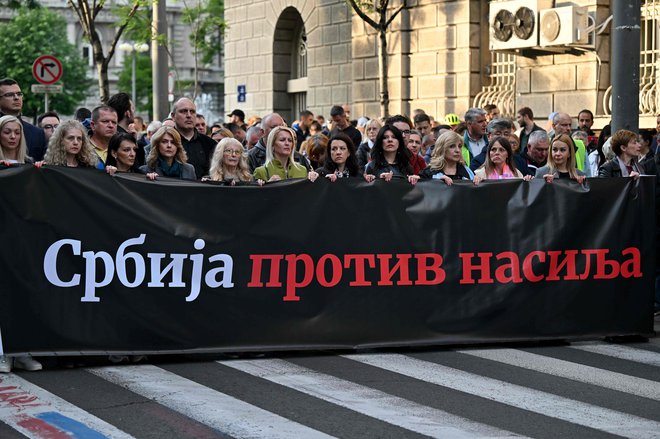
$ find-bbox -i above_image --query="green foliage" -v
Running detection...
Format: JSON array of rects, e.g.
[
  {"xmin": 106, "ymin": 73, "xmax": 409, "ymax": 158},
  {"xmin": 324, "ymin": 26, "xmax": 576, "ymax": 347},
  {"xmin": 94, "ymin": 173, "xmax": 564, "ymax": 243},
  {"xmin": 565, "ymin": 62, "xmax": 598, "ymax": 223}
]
[
  {"xmin": 1, "ymin": 0, "xmax": 40, "ymax": 9},
  {"xmin": 181, "ymin": 0, "xmax": 226, "ymax": 65},
  {"xmin": 117, "ymin": 52, "xmax": 153, "ymax": 115},
  {"xmin": 0, "ymin": 7, "xmax": 91, "ymax": 117}
]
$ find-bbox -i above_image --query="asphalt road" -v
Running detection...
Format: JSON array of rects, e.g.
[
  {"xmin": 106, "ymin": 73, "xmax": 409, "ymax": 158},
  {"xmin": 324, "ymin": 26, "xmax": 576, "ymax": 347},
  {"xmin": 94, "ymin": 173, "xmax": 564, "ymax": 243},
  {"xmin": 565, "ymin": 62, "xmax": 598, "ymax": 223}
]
[{"xmin": 1, "ymin": 317, "xmax": 659, "ymax": 439}]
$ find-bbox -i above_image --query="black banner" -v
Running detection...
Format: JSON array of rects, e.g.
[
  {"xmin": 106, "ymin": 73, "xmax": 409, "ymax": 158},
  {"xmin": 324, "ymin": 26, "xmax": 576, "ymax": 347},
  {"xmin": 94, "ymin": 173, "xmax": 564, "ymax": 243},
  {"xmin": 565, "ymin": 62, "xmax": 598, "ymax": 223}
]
[{"xmin": 0, "ymin": 166, "xmax": 655, "ymax": 355}]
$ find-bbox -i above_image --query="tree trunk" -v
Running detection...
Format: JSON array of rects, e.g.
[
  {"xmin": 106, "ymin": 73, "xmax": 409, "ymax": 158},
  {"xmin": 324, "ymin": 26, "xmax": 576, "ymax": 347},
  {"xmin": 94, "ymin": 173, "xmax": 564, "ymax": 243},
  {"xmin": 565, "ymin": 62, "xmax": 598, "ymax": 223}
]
[
  {"xmin": 91, "ymin": 33, "xmax": 110, "ymax": 104},
  {"xmin": 378, "ymin": 27, "xmax": 389, "ymax": 118}
]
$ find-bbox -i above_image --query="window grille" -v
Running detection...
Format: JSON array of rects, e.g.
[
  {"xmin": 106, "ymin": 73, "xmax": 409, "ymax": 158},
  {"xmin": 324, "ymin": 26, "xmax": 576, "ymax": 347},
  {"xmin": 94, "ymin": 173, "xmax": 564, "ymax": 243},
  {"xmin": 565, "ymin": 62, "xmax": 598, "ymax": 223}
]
[{"xmin": 473, "ymin": 52, "xmax": 516, "ymax": 117}]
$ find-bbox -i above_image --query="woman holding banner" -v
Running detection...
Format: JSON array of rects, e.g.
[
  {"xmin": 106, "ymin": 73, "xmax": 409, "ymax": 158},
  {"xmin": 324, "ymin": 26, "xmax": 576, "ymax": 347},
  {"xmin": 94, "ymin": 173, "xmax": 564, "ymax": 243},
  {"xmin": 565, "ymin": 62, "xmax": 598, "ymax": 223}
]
[
  {"xmin": 139, "ymin": 126, "xmax": 196, "ymax": 181},
  {"xmin": 41, "ymin": 120, "xmax": 99, "ymax": 168},
  {"xmin": 254, "ymin": 126, "xmax": 319, "ymax": 184},
  {"xmin": 474, "ymin": 136, "xmax": 531, "ymax": 181},
  {"xmin": 204, "ymin": 137, "xmax": 253, "ymax": 185},
  {"xmin": 105, "ymin": 132, "xmax": 140, "ymax": 173},
  {"xmin": 535, "ymin": 134, "xmax": 586, "ymax": 183},
  {"xmin": 0, "ymin": 115, "xmax": 32, "ymax": 166},
  {"xmin": 364, "ymin": 125, "xmax": 419, "ymax": 185},
  {"xmin": 420, "ymin": 130, "xmax": 480, "ymax": 185},
  {"xmin": 316, "ymin": 133, "xmax": 360, "ymax": 181}
]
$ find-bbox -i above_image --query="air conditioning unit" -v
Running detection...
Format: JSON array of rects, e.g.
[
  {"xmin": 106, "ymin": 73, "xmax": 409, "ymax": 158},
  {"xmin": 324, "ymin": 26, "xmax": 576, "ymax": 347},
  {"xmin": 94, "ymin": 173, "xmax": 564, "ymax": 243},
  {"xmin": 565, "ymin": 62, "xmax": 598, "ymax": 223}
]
[
  {"xmin": 489, "ymin": 0, "xmax": 554, "ymax": 51},
  {"xmin": 539, "ymin": 6, "xmax": 591, "ymax": 47}
]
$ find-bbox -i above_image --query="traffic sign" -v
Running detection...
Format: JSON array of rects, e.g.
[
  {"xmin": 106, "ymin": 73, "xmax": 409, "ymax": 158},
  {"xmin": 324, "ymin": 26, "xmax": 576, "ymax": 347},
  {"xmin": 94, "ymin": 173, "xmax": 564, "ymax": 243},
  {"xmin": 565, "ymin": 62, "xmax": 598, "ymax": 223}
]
[
  {"xmin": 31, "ymin": 84, "xmax": 63, "ymax": 93},
  {"xmin": 32, "ymin": 55, "xmax": 63, "ymax": 85}
]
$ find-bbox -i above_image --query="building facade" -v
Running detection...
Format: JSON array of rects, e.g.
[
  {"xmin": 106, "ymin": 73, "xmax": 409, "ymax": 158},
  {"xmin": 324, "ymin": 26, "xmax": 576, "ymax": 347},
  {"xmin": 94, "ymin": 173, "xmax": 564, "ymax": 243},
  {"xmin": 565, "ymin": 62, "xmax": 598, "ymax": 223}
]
[{"xmin": 224, "ymin": 0, "xmax": 658, "ymax": 129}]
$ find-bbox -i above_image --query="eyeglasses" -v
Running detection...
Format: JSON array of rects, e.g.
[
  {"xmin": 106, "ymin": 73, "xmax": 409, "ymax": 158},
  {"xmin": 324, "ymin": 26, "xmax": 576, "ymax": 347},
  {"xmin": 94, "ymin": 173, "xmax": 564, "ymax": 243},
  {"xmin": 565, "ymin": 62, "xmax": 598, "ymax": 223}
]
[
  {"xmin": 401, "ymin": 129, "xmax": 411, "ymax": 135},
  {"xmin": 1, "ymin": 92, "xmax": 23, "ymax": 99},
  {"xmin": 223, "ymin": 149, "xmax": 243, "ymax": 156},
  {"xmin": 42, "ymin": 124, "xmax": 59, "ymax": 130}
]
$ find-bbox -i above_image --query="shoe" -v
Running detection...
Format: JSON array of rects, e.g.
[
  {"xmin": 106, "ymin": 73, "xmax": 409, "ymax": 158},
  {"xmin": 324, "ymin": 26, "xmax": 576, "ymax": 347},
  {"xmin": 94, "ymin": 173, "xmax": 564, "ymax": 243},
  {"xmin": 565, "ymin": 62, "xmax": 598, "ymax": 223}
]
[
  {"xmin": 130, "ymin": 355, "xmax": 147, "ymax": 363},
  {"xmin": 108, "ymin": 355, "xmax": 129, "ymax": 364},
  {"xmin": 13, "ymin": 355, "xmax": 42, "ymax": 371},
  {"xmin": 0, "ymin": 355, "xmax": 11, "ymax": 373}
]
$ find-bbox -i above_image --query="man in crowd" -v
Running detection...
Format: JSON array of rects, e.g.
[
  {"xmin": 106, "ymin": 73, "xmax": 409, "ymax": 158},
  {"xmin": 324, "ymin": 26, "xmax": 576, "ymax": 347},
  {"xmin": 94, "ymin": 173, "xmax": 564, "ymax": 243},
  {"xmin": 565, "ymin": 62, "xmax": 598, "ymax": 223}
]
[
  {"xmin": 225, "ymin": 122, "xmax": 247, "ymax": 145},
  {"xmin": 195, "ymin": 114, "xmax": 208, "ymax": 135},
  {"xmin": 171, "ymin": 97, "xmax": 216, "ymax": 179},
  {"xmin": 37, "ymin": 111, "xmax": 60, "ymax": 143},
  {"xmin": 462, "ymin": 108, "xmax": 488, "ymax": 168},
  {"xmin": 577, "ymin": 109, "xmax": 595, "ymax": 136},
  {"xmin": 245, "ymin": 125, "xmax": 262, "ymax": 150},
  {"xmin": 414, "ymin": 112, "xmax": 433, "ymax": 139},
  {"xmin": 516, "ymin": 106, "xmax": 544, "ymax": 152},
  {"xmin": 294, "ymin": 110, "xmax": 314, "ymax": 149},
  {"xmin": 89, "ymin": 105, "xmax": 118, "ymax": 166},
  {"xmin": 329, "ymin": 105, "xmax": 362, "ymax": 149},
  {"xmin": 484, "ymin": 104, "xmax": 500, "ymax": 122},
  {"xmin": 227, "ymin": 109, "xmax": 246, "ymax": 129},
  {"xmin": 0, "ymin": 78, "xmax": 47, "ymax": 161},
  {"xmin": 522, "ymin": 130, "xmax": 549, "ymax": 175}
]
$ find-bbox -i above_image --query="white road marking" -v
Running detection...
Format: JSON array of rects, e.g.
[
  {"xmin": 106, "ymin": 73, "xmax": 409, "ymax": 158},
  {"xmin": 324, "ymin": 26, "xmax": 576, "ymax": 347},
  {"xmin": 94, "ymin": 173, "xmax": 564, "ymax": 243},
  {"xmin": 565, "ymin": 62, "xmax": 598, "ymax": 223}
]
[
  {"xmin": 220, "ymin": 358, "xmax": 524, "ymax": 439},
  {"xmin": 570, "ymin": 342, "xmax": 660, "ymax": 367},
  {"xmin": 89, "ymin": 365, "xmax": 334, "ymax": 439},
  {"xmin": 345, "ymin": 353, "xmax": 660, "ymax": 439}
]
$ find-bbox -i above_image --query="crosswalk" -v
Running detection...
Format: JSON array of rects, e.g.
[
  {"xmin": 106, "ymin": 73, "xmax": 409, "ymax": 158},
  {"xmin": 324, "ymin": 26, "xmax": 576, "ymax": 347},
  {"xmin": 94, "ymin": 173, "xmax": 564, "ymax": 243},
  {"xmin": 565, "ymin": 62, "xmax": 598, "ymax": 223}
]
[{"xmin": 0, "ymin": 339, "xmax": 659, "ymax": 438}]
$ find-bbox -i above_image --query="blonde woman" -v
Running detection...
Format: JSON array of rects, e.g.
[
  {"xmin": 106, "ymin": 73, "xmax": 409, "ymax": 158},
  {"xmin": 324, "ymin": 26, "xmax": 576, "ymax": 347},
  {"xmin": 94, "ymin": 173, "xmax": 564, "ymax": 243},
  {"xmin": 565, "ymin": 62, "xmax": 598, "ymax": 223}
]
[
  {"xmin": 357, "ymin": 118, "xmax": 383, "ymax": 170},
  {"xmin": 42, "ymin": 120, "xmax": 99, "ymax": 168},
  {"xmin": 254, "ymin": 126, "xmax": 318, "ymax": 183},
  {"xmin": 139, "ymin": 126, "xmax": 196, "ymax": 180},
  {"xmin": 420, "ymin": 130, "xmax": 480, "ymax": 185},
  {"xmin": 205, "ymin": 137, "xmax": 253, "ymax": 185},
  {"xmin": 536, "ymin": 134, "xmax": 586, "ymax": 184},
  {"xmin": 0, "ymin": 115, "xmax": 31, "ymax": 166}
]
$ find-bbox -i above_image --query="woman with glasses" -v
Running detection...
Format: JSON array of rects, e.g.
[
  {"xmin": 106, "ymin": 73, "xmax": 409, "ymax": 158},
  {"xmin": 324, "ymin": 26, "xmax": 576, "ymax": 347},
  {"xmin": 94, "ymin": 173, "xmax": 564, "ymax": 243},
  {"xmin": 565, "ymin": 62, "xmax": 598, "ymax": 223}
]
[
  {"xmin": 204, "ymin": 137, "xmax": 253, "ymax": 185},
  {"xmin": 139, "ymin": 126, "xmax": 196, "ymax": 181}
]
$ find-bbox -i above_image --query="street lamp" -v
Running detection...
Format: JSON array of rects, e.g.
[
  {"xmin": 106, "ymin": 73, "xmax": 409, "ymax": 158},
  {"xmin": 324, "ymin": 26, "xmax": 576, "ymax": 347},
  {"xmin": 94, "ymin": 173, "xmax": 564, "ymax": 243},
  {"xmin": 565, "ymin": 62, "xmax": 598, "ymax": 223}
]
[{"xmin": 119, "ymin": 42, "xmax": 149, "ymax": 104}]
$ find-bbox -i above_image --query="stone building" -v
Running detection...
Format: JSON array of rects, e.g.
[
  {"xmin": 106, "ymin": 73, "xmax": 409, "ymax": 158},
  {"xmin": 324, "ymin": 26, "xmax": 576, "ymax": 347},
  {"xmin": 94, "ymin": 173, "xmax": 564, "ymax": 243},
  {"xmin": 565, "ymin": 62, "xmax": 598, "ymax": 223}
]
[{"xmin": 223, "ymin": 0, "xmax": 658, "ymax": 129}]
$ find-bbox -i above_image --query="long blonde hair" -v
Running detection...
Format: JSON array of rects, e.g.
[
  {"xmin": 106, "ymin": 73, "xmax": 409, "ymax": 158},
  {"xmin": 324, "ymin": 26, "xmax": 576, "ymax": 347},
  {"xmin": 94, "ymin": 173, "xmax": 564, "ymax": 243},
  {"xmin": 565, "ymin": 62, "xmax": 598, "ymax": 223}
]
[
  {"xmin": 265, "ymin": 126, "xmax": 297, "ymax": 165},
  {"xmin": 44, "ymin": 119, "xmax": 98, "ymax": 167},
  {"xmin": 548, "ymin": 133, "xmax": 579, "ymax": 178},
  {"xmin": 429, "ymin": 130, "xmax": 462, "ymax": 171},
  {"xmin": 145, "ymin": 126, "xmax": 188, "ymax": 169},
  {"xmin": 0, "ymin": 115, "xmax": 28, "ymax": 163},
  {"xmin": 209, "ymin": 137, "xmax": 252, "ymax": 182}
]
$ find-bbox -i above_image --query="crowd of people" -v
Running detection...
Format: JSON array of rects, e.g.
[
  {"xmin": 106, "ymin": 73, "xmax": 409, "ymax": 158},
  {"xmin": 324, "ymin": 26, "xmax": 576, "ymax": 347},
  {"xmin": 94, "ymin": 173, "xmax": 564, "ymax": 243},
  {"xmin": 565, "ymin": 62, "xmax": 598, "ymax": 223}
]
[{"xmin": 0, "ymin": 76, "xmax": 658, "ymax": 372}]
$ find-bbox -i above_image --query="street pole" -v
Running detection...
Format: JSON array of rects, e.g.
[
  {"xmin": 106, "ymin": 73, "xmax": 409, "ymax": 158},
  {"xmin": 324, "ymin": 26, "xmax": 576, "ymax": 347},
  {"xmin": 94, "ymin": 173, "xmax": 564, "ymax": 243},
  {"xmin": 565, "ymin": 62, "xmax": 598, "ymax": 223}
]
[
  {"xmin": 611, "ymin": 1, "xmax": 641, "ymax": 133},
  {"xmin": 152, "ymin": 0, "xmax": 169, "ymax": 121}
]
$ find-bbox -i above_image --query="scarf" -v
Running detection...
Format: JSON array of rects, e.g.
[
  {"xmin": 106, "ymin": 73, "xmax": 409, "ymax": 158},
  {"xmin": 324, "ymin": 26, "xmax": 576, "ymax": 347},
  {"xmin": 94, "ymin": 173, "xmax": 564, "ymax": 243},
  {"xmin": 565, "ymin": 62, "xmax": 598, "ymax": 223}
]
[
  {"xmin": 487, "ymin": 164, "xmax": 515, "ymax": 180},
  {"xmin": 158, "ymin": 157, "xmax": 183, "ymax": 178}
]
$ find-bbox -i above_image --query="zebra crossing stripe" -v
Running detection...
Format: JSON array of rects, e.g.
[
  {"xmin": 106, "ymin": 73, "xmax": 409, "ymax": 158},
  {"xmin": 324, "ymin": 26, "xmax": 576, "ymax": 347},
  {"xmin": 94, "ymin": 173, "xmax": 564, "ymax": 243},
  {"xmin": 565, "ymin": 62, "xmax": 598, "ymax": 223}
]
[
  {"xmin": 344, "ymin": 353, "xmax": 660, "ymax": 439},
  {"xmin": 219, "ymin": 358, "xmax": 524, "ymax": 439},
  {"xmin": 88, "ymin": 365, "xmax": 334, "ymax": 439},
  {"xmin": 459, "ymin": 348, "xmax": 660, "ymax": 400},
  {"xmin": 570, "ymin": 343, "xmax": 660, "ymax": 367},
  {"xmin": 0, "ymin": 373, "xmax": 134, "ymax": 439}
]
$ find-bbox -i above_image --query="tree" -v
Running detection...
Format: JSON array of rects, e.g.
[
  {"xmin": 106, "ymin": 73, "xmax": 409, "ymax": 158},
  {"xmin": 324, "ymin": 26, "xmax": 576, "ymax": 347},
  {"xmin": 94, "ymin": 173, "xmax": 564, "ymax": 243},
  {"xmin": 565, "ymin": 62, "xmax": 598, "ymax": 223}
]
[
  {"xmin": 117, "ymin": 52, "xmax": 152, "ymax": 115},
  {"xmin": 181, "ymin": 0, "xmax": 225, "ymax": 99},
  {"xmin": 0, "ymin": 7, "xmax": 91, "ymax": 117},
  {"xmin": 68, "ymin": 0, "xmax": 145, "ymax": 104},
  {"xmin": 346, "ymin": 0, "xmax": 407, "ymax": 118}
]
